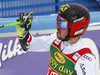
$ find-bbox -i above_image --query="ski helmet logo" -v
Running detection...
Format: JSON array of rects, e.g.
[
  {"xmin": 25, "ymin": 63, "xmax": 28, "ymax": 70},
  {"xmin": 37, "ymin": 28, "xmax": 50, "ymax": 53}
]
[
  {"xmin": 60, "ymin": 4, "xmax": 70, "ymax": 12},
  {"xmin": 54, "ymin": 52, "xmax": 65, "ymax": 64},
  {"xmin": 73, "ymin": 17, "xmax": 85, "ymax": 23},
  {"xmin": 74, "ymin": 29, "xmax": 83, "ymax": 35}
]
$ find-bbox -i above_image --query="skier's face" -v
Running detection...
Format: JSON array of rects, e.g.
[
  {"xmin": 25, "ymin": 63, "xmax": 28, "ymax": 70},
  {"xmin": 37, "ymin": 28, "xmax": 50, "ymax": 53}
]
[
  {"xmin": 56, "ymin": 24, "xmax": 68, "ymax": 40},
  {"xmin": 56, "ymin": 15, "xmax": 68, "ymax": 40}
]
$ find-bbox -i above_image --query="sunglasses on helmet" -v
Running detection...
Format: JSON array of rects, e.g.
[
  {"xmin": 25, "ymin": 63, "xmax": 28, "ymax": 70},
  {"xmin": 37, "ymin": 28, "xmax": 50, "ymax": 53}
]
[{"xmin": 57, "ymin": 15, "xmax": 68, "ymax": 29}]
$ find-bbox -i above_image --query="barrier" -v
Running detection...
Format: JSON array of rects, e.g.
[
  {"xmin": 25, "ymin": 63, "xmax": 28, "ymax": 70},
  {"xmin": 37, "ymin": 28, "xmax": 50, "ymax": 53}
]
[
  {"xmin": 0, "ymin": 0, "xmax": 100, "ymax": 18},
  {"xmin": 0, "ymin": 11, "xmax": 100, "ymax": 33},
  {"xmin": 0, "ymin": 30, "xmax": 100, "ymax": 75}
]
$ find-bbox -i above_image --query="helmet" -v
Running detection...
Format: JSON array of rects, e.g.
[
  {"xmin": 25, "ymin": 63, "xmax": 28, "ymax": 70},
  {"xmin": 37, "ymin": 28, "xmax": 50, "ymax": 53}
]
[{"xmin": 58, "ymin": 3, "xmax": 90, "ymax": 41}]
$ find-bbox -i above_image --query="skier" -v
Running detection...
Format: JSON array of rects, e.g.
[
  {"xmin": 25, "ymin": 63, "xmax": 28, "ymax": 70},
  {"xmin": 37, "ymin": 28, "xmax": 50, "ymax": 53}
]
[{"xmin": 16, "ymin": 3, "xmax": 96, "ymax": 75}]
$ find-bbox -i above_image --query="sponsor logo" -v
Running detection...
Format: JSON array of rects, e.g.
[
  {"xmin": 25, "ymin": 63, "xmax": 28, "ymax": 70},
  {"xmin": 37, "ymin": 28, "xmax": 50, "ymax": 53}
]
[
  {"xmin": 82, "ymin": 54, "xmax": 92, "ymax": 61},
  {"xmin": 47, "ymin": 68, "xmax": 59, "ymax": 75},
  {"xmin": 73, "ymin": 16, "xmax": 84, "ymax": 23},
  {"xmin": 74, "ymin": 29, "xmax": 83, "ymax": 35},
  {"xmin": 60, "ymin": 4, "xmax": 70, "ymax": 12},
  {"xmin": 49, "ymin": 56, "xmax": 74, "ymax": 75},
  {"xmin": 54, "ymin": 40, "xmax": 61, "ymax": 45},
  {"xmin": 50, "ymin": 72, "xmax": 58, "ymax": 75},
  {"xmin": 59, "ymin": 65, "xmax": 74, "ymax": 75},
  {"xmin": 0, "ymin": 38, "xmax": 27, "ymax": 67},
  {"xmin": 80, "ymin": 63, "xmax": 86, "ymax": 75},
  {"xmin": 49, "ymin": 56, "xmax": 58, "ymax": 69},
  {"xmin": 72, "ymin": 52, "xmax": 81, "ymax": 61},
  {"xmin": 54, "ymin": 52, "xmax": 65, "ymax": 64}
]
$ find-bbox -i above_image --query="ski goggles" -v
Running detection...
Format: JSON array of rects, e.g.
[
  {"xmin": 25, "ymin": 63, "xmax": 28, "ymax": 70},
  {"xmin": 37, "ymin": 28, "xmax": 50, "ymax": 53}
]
[{"xmin": 57, "ymin": 15, "xmax": 68, "ymax": 29}]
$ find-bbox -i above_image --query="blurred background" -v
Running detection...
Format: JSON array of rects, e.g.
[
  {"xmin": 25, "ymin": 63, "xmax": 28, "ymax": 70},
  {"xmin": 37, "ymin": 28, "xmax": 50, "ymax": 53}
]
[
  {"xmin": 0, "ymin": 0, "xmax": 100, "ymax": 18},
  {"xmin": 0, "ymin": 0, "xmax": 100, "ymax": 75},
  {"xmin": 0, "ymin": 0, "xmax": 100, "ymax": 33}
]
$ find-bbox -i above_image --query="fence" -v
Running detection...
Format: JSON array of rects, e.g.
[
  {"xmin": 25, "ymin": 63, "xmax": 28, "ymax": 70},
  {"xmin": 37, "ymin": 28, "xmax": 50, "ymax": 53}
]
[{"xmin": 0, "ymin": 0, "xmax": 100, "ymax": 18}]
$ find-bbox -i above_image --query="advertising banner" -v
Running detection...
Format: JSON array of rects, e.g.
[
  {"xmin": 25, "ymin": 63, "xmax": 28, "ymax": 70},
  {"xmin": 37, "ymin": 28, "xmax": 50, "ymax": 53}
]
[{"xmin": 0, "ymin": 30, "xmax": 100, "ymax": 75}]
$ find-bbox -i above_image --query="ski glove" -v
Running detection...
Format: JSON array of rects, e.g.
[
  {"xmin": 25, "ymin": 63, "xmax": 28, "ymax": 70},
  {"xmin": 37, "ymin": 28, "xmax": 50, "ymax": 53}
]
[{"xmin": 16, "ymin": 11, "xmax": 33, "ymax": 38}]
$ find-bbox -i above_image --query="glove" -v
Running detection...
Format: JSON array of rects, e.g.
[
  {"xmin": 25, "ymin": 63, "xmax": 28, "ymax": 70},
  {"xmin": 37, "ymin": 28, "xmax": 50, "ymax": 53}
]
[
  {"xmin": 16, "ymin": 19, "xmax": 31, "ymax": 37},
  {"xmin": 16, "ymin": 11, "xmax": 33, "ymax": 38}
]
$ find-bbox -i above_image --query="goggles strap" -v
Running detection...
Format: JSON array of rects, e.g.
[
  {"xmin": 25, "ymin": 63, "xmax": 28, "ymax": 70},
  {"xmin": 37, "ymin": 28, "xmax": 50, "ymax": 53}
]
[{"xmin": 62, "ymin": 28, "xmax": 71, "ymax": 41}]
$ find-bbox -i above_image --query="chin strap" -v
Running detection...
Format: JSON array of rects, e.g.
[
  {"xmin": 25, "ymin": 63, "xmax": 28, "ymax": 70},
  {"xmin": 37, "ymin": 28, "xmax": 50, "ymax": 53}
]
[{"xmin": 62, "ymin": 28, "xmax": 71, "ymax": 41}]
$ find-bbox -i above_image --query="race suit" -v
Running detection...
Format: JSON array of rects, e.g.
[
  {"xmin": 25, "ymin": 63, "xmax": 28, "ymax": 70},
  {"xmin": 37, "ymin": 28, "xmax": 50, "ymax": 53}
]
[{"xmin": 19, "ymin": 32, "xmax": 96, "ymax": 75}]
